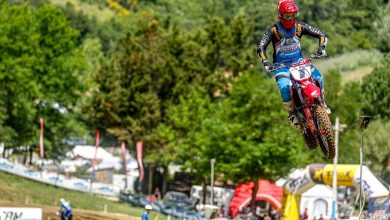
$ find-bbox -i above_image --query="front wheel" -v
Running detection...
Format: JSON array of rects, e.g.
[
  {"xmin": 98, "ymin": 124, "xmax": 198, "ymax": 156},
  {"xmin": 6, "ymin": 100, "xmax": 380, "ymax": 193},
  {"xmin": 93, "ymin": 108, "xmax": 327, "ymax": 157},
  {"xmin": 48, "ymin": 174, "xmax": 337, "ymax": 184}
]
[
  {"xmin": 315, "ymin": 106, "xmax": 335, "ymax": 159},
  {"xmin": 301, "ymin": 127, "xmax": 318, "ymax": 149}
]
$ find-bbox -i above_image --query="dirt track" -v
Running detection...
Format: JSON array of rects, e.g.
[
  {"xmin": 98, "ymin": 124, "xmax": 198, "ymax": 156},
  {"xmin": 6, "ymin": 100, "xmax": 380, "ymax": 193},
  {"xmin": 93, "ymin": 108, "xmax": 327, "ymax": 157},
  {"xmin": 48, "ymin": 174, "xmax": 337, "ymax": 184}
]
[{"xmin": 0, "ymin": 200, "xmax": 138, "ymax": 220}]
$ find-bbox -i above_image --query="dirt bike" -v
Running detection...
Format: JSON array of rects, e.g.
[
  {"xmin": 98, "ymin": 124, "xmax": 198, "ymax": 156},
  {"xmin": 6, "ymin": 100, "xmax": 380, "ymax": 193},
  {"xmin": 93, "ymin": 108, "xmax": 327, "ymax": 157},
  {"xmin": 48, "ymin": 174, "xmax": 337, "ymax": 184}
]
[{"xmin": 271, "ymin": 55, "xmax": 335, "ymax": 159}]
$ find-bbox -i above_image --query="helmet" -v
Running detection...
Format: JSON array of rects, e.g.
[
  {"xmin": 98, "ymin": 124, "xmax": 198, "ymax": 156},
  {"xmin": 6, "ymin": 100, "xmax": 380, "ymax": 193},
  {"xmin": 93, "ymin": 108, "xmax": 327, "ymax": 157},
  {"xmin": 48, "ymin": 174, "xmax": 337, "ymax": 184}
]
[
  {"xmin": 277, "ymin": 0, "xmax": 299, "ymax": 29},
  {"xmin": 145, "ymin": 204, "xmax": 152, "ymax": 210},
  {"xmin": 60, "ymin": 198, "xmax": 66, "ymax": 205}
]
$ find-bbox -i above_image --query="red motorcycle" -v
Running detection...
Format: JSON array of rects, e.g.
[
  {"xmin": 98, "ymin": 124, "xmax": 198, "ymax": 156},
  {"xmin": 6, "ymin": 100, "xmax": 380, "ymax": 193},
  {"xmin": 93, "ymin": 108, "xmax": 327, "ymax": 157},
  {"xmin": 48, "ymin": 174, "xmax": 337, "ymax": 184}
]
[{"xmin": 272, "ymin": 55, "xmax": 335, "ymax": 159}]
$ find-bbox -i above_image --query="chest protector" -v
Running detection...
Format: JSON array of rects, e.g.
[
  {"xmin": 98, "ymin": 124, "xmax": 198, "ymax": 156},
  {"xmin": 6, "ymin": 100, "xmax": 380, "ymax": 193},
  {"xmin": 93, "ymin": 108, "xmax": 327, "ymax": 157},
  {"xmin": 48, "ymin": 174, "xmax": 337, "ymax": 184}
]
[{"xmin": 274, "ymin": 22, "xmax": 303, "ymax": 63}]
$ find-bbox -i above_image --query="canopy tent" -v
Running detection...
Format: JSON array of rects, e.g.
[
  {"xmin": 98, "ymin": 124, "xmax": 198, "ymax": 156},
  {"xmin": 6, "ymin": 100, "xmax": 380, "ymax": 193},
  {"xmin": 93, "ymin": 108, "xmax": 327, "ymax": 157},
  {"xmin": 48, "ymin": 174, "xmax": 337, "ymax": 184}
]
[
  {"xmin": 67, "ymin": 145, "xmax": 114, "ymax": 160},
  {"xmin": 300, "ymin": 184, "xmax": 333, "ymax": 220},
  {"xmin": 229, "ymin": 180, "xmax": 283, "ymax": 217},
  {"xmin": 282, "ymin": 164, "xmax": 389, "ymax": 220}
]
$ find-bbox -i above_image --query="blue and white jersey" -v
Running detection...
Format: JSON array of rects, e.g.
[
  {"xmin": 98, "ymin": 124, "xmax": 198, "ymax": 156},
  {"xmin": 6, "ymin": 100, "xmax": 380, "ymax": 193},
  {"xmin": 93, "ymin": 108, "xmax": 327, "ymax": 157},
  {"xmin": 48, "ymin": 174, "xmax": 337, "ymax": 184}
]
[
  {"xmin": 274, "ymin": 22, "xmax": 302, "ymax": 63},
  {"xmin": 61, "ymin": 202, "xmax": 72, "ymax": 217},
  {"xmin": 258, "ymin": 21, "xmax": 327, "ymax": 64},
  {"xmin": 141, "ymin": 211, "xmax": 149, "ymax": 220}
]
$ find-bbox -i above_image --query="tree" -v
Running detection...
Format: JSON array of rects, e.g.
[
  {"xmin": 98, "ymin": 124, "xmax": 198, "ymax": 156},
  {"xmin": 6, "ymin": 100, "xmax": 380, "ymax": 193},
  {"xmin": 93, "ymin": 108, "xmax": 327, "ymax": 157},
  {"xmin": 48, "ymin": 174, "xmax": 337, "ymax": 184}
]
[
  {"xmin": 216, "ymin": 71, "xmax": 318, "ymax": 212},
  {"xmin": 377, "ymin": 3, "xmax": 390, "ymax": 52},
  {"xmin": 362, "ymin": 120, "xmax": 390, "ymax": 183},
  {"xmin": 334, "ymin": 81, "xmax": 363, "ymax": 164},
  {"xmin": 154, "ymin": 86, "xmax": 219, "ymax": 194},
  {"xmin": 344, "ymin": 120, "xmax": 390, "ymax": 183},
  {"xmin": 0, "ymin": 3, "xmax": 88, "ymax": 157},
  {"xmin": 361, "ymin": 54, "xmax": 390, "ymax": 119},
  {"xmin": 156, "ymin": 70, "xmax": 320, "ymax": 212}
]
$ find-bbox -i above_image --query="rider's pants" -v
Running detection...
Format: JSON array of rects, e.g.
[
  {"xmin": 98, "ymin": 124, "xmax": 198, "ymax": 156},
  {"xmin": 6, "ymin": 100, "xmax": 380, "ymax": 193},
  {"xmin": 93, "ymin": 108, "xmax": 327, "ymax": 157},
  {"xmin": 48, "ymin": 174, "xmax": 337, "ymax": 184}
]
[{"xmin": 274, "ymin": 66, "xmax": 323, "ymax": 102}]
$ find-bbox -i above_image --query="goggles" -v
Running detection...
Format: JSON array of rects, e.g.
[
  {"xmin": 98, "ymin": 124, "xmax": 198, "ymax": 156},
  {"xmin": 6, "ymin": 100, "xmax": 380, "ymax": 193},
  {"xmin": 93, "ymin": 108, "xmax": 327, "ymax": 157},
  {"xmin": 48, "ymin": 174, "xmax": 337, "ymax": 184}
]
[{"xmin": 279, "ymin": 12, "xmax": 299, "ymax": 21}]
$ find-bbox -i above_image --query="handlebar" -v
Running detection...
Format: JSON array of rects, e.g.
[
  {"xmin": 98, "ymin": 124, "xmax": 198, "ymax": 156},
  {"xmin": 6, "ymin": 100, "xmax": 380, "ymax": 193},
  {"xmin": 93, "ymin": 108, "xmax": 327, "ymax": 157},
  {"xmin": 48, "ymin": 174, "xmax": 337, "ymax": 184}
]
[{"xmin": 268, "ymin": 53, "xmax": 326, "ymax": 72}]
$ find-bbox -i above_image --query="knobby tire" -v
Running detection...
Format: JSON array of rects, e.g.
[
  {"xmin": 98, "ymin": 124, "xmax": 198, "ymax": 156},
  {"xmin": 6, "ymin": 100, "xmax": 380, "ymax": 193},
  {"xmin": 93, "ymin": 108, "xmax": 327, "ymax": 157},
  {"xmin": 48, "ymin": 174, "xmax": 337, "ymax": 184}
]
[
  {"xmin": 302, "ymin": 128, "xmax": 318, "ymax": 149},
  {"xmin": 315, "ymin": 106, "xmax": 335, "ymax": 159}
]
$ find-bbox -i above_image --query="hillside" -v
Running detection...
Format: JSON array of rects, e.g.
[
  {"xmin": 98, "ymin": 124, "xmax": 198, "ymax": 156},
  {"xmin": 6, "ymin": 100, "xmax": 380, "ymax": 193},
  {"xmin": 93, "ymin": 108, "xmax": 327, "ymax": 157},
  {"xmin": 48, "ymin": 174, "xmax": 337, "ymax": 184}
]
[
  {"xmin": 315, "ymin": 49, "xmax": 382, "ymax": 82},
  {"xmin": 49, "ymin": 0, "xmax": 115, "ymax": 21},
  {"xmin": 0, "ymin": 171, "xmax": 163, "ymax": 220}
]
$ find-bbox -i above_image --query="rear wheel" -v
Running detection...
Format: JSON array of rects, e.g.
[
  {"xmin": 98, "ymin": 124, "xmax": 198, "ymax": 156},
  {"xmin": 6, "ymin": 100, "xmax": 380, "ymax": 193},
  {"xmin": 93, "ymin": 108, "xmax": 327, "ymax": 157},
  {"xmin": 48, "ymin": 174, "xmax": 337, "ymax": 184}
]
[
  {"xmin": 302, "ymin": 128, "xmax": 318, "ymax": 149},
  {"xmin": 315, "ymin": 106, "xmax": 335, "ymax": 159}
]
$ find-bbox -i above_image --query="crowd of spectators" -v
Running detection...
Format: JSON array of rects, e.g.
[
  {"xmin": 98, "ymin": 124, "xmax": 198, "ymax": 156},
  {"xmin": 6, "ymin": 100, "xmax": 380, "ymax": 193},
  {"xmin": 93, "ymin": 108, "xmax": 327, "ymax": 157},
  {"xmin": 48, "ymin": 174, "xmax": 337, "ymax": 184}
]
[{"xmin": 233, "ymin": 204, "xmax": 281, "ymax": 220}]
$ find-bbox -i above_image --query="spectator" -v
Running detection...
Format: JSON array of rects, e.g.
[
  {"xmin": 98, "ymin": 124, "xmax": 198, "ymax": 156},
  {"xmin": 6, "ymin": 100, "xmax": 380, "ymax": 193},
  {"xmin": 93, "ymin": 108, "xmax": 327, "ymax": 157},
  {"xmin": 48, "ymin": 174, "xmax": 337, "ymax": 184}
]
[
  {"xmin": 303, "ymin": 208, "xmax": 309, "ymax": 220},
  {"xmin": 247, "ymin": 212, "xmax": 259, "ymax": 220},
  {"xmin": 154, "ymin": 187, "xmax": 161, "ymax": 200},
  {"xmin": 195, "ymin": 199, "xmax": 204, "ymax": 212},
  {"xmin": 219, "ymin": 205, "xmax": 225, "ymax": 217},
  {"xmin": 142, "ymin": 204, "xmax": 152, "ymax": 220},
  {"xmin": 271, "ymin": 210, "xmax": 280, "ymax": 220}
]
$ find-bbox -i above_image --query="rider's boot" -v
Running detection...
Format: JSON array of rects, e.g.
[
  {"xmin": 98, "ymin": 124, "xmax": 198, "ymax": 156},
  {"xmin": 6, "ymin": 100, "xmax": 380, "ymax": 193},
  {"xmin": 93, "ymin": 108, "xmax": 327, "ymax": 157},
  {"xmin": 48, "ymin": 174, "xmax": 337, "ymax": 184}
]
[{"xmin": 283, "ymin": 101, "xmax": 299, "ymax": 126}]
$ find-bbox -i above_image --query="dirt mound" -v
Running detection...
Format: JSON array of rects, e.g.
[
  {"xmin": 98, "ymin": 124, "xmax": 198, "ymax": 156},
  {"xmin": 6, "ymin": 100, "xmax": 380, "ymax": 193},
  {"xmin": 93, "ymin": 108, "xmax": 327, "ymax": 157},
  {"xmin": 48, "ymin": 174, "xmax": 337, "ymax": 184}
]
[{"xmin": 0, "ymin": 200, "xmax": 138, "ymax": 220}]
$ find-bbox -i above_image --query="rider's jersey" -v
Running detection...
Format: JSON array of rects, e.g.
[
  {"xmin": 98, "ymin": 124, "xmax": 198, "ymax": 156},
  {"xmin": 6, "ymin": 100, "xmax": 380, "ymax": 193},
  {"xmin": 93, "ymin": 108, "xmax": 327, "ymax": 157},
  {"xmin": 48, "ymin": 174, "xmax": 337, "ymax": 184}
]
[
  {"xmin": 61, "ymin": 202, "xmax": 72, "ymax": 217},
  {"xmin": 142, "ymin": 211, "xmax": 149, "ymax": 220},
  {"xmin": 257, "ymin": 21, "xmax": 327, "ymax": 63}
]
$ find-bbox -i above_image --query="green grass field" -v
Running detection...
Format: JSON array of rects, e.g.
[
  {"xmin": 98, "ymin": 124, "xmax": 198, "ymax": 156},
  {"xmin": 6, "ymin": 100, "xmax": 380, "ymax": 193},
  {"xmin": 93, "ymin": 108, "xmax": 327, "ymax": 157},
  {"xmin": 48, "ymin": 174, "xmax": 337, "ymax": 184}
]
[
  {"xmin": 0, "ymin": 171, "xmax": 165, "ymax": 219},
  {"xmin": 316, "ymin": 49, "xmax": 382, "ymax": 82}
]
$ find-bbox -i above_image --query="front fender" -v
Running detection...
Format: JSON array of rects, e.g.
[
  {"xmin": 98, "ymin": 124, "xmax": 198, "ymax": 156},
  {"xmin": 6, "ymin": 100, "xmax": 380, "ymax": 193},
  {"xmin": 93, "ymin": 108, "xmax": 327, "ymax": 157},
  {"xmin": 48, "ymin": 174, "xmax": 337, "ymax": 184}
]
[{"xmin": 303, "ymin": 83, "xmax": 321, "ymax": 98}]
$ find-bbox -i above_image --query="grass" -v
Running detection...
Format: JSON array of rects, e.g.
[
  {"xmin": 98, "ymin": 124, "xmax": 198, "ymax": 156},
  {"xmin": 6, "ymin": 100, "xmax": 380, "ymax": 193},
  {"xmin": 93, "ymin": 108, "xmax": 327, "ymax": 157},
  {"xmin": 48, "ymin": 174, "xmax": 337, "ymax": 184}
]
[
  {"xmin": 315, "ymin": 49, "xmax": 383, "ymax": 82},
  {"xmin": 341, "ymin": 66, "xmax": 374, "ymax": 82},
  {"xmin": 0, "ymin": 171, "xmax": 165, "ymax": 219},
  {"xmin": 49, "ymin": 0, "xmax": 116, "ymax": 22}
]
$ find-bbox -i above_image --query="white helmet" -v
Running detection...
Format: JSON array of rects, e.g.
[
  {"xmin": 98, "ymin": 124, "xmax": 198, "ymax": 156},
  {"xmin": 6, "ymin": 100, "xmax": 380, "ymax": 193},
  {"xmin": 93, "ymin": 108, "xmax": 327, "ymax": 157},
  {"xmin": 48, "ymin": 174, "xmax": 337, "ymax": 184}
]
[
  {"xmin": 60, "ymin": 198, "xmax": 66, "ymax": 205},
  {"xmin": 145, "ymin": 204, "xmax": 152, "ymax": 210}
]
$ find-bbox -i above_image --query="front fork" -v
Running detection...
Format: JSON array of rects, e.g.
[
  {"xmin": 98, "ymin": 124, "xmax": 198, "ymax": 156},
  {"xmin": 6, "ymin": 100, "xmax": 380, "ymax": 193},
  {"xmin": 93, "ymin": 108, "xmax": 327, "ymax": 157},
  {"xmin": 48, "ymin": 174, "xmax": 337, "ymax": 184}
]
[
  {"xmin": 296, "ymin": 81, "xmax": 327, "ymax": 134},
  {"xmin": 303, "ymin": 107, "xmax": 316, "ymax": 134},
  {"xmin": 295, "ymin": 85, "xmax": 317, "ymax": 133}
]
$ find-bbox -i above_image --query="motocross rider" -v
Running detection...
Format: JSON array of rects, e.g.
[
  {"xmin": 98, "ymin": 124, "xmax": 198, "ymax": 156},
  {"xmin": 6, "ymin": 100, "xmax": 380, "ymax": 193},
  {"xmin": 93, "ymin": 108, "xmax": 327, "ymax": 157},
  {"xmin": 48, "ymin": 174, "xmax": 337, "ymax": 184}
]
[
  {"xmin": 257, "ymin": 0, "xmax": 328, "ymax": 125},
  {"xmin": 57, "ymin": 198, "xmax": 72, "ymax": 220}
]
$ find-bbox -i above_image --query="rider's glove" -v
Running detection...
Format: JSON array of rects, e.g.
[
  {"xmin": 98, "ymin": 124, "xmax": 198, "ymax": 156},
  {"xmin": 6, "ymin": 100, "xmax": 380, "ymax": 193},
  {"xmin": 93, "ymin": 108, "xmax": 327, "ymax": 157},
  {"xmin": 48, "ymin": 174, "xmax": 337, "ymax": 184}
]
[
  {"xmin": 316, "ymin": 46, "xmax": 327, "ymax": 58},
  {"xmin": 263, "ymin": 60, "xmax": 274, "ymax": 73}
]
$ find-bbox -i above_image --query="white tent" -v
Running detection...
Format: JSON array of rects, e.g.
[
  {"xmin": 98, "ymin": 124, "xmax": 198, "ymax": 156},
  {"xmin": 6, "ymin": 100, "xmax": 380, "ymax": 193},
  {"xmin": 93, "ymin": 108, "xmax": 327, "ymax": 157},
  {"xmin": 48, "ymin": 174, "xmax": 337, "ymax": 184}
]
[
  {"xmin": 93, "ymin": 157, "xmax": 122, "ymax": 171},
  {"xmin": 67, "ymin": 145, "xmax": 113, "ymax": 160},
  {"xmin": 300, "ymin": 184, "xmax": 333, "ymax": 220},
  {"xmin": 61, "ymin": 158, "xmax": 90, "ymax": 173},
  {"xmin": 126, "ymin": 159, "xmax": 139, "ymax": 169}
]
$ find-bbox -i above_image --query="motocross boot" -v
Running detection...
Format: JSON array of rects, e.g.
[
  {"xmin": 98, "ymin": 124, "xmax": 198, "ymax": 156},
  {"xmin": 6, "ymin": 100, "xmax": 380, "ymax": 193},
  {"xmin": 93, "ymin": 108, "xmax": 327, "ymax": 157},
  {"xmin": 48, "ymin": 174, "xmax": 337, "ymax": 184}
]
[{"xmin": 283, "ymin": 101, "xmax": 299, "ymax": 126}]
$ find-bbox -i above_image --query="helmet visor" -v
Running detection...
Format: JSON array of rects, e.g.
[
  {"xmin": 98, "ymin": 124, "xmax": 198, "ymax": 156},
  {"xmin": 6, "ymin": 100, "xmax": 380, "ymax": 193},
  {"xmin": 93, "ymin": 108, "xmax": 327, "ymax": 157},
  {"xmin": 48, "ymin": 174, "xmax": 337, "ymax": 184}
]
[{"xmin": 279, "ymin": 12, "xmax": 299, "ymax": 21}]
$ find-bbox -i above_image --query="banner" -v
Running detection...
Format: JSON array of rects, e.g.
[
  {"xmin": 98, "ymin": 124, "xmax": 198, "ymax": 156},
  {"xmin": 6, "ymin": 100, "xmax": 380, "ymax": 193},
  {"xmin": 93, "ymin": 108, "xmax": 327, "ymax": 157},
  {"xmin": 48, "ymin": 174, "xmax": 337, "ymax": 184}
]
[
  {"xmin": 39, "ymin": 118, "xmax": 44, "ymax": 159},
  {"xmin": 92, "ymin": 129, "xmax": 100, "ymax": 177},
  {"xmin": 284, "ymin": 168, "xmax": 315, "ymax": 195},
  {"xmin": 322, "ymin": 164, "xmax": 357, "ymax": 186},
  {"xmin": 136, "ymin": 141, "xmax": 144, "ymax": 182},
  {"xmin": 285, "ymin": 164, "xmax": 389, "ymax": 198},
  {"xmin": 308, "ymin": 164, "xmax": 356, "ymax": 186},
  {"xmin": 282, "ymin": 190, "xmax": 301, "ymax": 220},
  {"xmin": 0, "ymin": 208, "xmax": 42, "ymax": 220},
  {"xmin": 368, "ymin": 196, "xmax": 390, "ymax": 219},
  {"xmin": 308, "ymin": 163, "xmax": 326, "ymax": 184},
  {"xmin": 353, "ymin": 166, "xmax": 389, "ymax": 198},
  {"xmin": 121, "ymin": 142, "xmax": 128, "ymax": 188}
]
